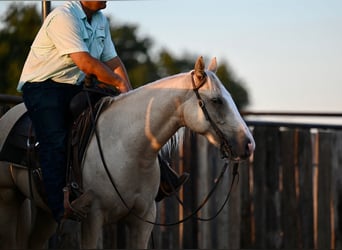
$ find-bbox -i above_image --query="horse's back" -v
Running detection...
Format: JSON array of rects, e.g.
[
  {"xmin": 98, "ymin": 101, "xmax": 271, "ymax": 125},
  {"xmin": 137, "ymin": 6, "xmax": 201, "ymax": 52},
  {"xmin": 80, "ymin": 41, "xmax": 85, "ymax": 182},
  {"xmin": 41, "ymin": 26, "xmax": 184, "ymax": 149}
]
[
  {"xmin": 0, "ymin": 103, "xmax": 27, "ymax": 152},
  {"xmin": 0, "ymin": 103, "xmax": 33, "ymax": 167}
]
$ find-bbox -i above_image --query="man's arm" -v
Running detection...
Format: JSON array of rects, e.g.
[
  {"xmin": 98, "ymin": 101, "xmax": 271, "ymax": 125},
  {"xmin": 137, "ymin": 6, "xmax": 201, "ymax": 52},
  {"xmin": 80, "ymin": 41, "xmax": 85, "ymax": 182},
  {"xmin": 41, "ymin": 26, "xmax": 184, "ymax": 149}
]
[
  {"xmin": 104, "ymin": 56, "xmax": 133, "ymax": 91},
  {"xmin": 70, "ymin": 51, "xmax": 130, "ymax": 93}
]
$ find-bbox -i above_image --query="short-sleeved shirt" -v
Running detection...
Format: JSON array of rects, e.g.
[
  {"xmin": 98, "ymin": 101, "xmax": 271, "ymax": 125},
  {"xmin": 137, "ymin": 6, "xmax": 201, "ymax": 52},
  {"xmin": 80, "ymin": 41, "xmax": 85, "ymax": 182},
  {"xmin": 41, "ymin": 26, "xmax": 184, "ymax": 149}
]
[{"xmin": 17, "ymin": 1, "xmax": 117, "ymax": 91}]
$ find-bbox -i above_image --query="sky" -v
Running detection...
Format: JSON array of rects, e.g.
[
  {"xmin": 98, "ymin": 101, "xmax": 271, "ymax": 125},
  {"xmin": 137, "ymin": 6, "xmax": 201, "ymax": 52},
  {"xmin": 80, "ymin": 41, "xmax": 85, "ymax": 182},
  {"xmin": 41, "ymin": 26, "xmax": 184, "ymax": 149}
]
[{"xmin": 1, "ymin": 0, "xmax": 342, "ymax": 113}]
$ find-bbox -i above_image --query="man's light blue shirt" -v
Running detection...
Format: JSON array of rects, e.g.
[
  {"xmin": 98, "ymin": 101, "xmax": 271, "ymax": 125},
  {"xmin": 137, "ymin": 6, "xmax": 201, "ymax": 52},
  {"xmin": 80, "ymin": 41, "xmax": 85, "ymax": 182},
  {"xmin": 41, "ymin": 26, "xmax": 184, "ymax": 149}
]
[{"xmin": 17, "ymin": 1, "xmax": 117, "ymax": 91}]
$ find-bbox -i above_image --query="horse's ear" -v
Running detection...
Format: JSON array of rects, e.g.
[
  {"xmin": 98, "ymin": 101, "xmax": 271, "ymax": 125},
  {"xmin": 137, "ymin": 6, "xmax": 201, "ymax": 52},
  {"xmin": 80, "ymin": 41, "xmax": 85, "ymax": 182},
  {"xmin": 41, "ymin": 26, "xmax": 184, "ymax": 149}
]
[
  {"xmin": 208, "ymin": 57, "xmax": 217, "ymax": 73},
  {"xmin": 194, "ymin": 56, "xmax": 206, "ymax": 82}
]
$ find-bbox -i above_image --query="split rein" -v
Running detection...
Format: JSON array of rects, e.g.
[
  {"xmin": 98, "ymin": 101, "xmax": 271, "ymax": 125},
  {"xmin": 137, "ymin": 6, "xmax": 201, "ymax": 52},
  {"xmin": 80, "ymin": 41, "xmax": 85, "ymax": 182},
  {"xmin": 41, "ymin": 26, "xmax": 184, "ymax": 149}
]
[{"xmin": 86, "ymin": 73, "xmax": 240, "ymax": 227}]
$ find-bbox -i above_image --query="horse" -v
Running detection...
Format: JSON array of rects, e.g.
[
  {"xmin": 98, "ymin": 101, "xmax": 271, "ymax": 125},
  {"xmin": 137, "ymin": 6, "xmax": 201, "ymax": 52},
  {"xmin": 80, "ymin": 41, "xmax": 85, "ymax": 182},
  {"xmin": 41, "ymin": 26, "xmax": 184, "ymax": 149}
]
[{"xmin": 0, "ymin": 56, "xmax": 255, "ymax": 248}]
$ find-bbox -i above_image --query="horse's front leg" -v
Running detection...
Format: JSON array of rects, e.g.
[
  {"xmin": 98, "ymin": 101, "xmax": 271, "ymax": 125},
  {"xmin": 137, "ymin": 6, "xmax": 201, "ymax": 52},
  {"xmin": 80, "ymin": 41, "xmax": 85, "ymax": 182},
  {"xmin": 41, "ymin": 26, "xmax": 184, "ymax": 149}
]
[
  {"xmin": 125, "ymin": 202, "xmax": 156, "ymax": 249},
  {"xmin": 81, "ymin": 210, "xmax": 104, "ymax": 248},
  {"xmin": 28, "ymin": 206, "xmax": 57, "ymax": 249}
]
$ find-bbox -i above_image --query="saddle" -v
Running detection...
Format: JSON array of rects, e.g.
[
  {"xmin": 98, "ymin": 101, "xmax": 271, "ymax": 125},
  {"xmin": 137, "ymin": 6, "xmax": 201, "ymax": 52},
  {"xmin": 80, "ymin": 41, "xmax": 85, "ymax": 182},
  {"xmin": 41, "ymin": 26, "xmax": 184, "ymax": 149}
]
[
  {"xmin": 0, "ymin": 90, "xmax": 114, "ymax": 207},
  {"xmin": 66, "ymin": 94, "xmax": 114, "ymax": 199}
]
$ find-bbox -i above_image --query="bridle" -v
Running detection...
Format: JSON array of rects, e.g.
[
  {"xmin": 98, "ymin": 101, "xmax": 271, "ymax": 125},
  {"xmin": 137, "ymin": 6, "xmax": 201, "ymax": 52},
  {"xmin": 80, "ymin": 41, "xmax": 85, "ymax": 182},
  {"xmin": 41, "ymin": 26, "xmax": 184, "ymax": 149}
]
[
  {"xmin": 190, "ymin": 71, "xmax": 234, "ymax": 160},
  {"xmin": 87, "ymin": 71, "xmax": 240, "ymax": 226}
]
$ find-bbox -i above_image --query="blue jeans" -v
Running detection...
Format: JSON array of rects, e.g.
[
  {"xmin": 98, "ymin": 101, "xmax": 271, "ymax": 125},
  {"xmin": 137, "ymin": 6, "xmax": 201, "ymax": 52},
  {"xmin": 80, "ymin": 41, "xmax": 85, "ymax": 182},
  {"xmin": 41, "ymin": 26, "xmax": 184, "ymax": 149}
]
[{"xmin": 22, "ymin": 80, "xmax": 82, "ymax": 222}]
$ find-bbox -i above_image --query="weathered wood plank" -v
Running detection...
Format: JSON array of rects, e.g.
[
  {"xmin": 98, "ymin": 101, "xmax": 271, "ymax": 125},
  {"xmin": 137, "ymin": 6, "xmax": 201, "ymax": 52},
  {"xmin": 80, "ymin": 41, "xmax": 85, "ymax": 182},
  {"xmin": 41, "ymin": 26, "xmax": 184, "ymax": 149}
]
[
  {"xmin": 182, "ymin": 129, "xmax": 198, "ymax": 249},
  {"xmin": 280, "ymin": 129, "xmax": 299, "ymax": 248},
  {"xmin": 332, "ymin": 131, "xmax": 342, "ymax": 249},
  {"xmin": 196, "ymin": 135, "xmax": 211, "ymax": 249},
  {"xmin": 265, "ymin": 127, "xmax": 282, "ymax": 248},
  {"xmin": 297, "ymin": 129, "xmax": 314, "ymax": 248},
  {"xmin": 252, "ymin": 126, "xmax": 267, "ymax": 248},
  {"xmin": 240, "ymin": 152, "xmax": 253, "ymax": 248},
  {"xmin": 226, "ymin": 160, "xmax": 241, "ymax": 249},
  {"xmin": 317, "ymin": 131, "xmax": 333, "ymax": 249}
]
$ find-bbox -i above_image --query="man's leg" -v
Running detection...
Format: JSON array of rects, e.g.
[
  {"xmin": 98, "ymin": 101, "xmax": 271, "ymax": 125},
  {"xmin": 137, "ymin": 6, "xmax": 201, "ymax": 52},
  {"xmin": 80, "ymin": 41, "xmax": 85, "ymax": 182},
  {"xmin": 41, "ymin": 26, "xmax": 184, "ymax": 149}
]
[
  {"xmin": 22, "ymin": 81, "xmax": 80, "ymax": 222},
  {"xmin": 155, "ymin": 154, "xmax": 189, "ymax": 202}
]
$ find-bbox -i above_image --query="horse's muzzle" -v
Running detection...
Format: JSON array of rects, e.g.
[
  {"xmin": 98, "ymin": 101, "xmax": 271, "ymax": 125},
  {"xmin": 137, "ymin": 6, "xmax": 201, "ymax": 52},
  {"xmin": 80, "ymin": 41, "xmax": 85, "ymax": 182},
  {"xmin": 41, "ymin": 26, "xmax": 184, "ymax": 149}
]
[{"xmin": 228, "ymin": 135, "xmax": 255, "ymax": 161}]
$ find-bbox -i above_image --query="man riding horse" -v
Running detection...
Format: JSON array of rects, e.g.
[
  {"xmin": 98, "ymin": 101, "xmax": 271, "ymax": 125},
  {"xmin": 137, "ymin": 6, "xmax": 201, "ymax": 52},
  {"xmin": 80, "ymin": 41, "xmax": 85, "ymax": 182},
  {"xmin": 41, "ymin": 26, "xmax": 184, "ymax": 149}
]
[{"xmin": 17, "ymin": 1, "xmax": 188, "ymax": 225}]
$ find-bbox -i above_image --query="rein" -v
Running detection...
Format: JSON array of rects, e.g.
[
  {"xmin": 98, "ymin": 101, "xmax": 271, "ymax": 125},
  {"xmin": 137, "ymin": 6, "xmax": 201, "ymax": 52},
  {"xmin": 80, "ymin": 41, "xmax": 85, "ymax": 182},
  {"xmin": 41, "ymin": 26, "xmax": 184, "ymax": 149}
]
[
  {"xmin": 198, "ymin": 162, "xmax": 239, "ymax": 221},
  {"xmin": 87, "ymin": 72, "xmax": 240, "ymax": 226}
]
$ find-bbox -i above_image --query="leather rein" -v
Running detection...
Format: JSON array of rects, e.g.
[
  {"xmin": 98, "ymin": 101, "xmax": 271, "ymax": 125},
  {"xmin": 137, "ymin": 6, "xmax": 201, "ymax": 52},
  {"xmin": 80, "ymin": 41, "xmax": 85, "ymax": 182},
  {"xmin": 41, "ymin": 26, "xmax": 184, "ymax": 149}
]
[{"xmin": 89, "ymin": 71, "xmax": 240, "ymax": 226}]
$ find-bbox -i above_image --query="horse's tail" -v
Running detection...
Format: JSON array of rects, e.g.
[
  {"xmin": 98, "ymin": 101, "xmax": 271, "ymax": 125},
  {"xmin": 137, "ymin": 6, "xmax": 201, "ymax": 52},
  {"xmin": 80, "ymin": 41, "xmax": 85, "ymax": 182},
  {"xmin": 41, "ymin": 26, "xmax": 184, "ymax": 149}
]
[{"xmin": 159, "ymin": 128, "xmax": 185, "ymax": 163}]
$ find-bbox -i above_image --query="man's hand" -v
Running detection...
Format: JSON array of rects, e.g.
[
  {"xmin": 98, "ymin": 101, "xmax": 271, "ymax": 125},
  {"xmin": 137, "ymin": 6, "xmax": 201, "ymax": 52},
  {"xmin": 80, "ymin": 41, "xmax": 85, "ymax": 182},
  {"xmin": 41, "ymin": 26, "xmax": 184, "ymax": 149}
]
[{"xmin": 70, "ymin": 52, "xmax": 129, "ymax": 92}]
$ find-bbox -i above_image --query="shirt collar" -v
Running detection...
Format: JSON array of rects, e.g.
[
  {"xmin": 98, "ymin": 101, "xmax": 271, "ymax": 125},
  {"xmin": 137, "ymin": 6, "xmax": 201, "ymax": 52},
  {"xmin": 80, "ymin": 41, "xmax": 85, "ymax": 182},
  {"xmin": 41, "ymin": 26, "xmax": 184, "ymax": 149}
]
[{"xmin": 73, "ymin": 1, "xmax": 87, "ymax": 20}]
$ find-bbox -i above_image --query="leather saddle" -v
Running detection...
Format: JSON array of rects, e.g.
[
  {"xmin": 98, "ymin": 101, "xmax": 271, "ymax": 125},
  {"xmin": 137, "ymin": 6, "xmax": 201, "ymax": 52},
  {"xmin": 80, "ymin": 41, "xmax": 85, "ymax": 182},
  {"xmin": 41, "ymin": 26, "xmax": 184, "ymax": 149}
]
[
  {"xmin": 0, "ymin": 90, "xmax": 114, "ymax": 203},
  {"xmin": 0, "ymin": 111, "xmax": 37, "ymax": 167}
]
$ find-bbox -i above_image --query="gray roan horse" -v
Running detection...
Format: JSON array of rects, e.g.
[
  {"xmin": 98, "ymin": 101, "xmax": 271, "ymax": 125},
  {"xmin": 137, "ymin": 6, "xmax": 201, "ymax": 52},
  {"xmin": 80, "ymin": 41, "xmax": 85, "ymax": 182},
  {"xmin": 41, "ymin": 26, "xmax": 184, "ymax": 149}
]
[{"xmin": 0, "ymin": 57, "xmax": 255, "ymax": 248}]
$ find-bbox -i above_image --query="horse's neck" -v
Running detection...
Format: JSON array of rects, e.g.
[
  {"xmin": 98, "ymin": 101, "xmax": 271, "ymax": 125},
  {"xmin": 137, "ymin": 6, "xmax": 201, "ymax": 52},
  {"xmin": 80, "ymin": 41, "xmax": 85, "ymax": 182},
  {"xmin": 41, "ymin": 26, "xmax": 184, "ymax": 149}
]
[{"xmin": 101, "ymin": 73, "xmax": 191, "ymax": 153}]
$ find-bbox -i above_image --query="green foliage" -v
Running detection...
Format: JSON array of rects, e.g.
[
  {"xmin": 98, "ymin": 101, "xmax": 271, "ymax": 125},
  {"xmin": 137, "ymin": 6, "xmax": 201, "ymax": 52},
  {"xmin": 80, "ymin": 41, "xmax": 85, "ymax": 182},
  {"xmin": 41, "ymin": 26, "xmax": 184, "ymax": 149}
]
[
  {"xmin": 0, "ymin": 3, "xmax": 41, "ymax": 95},
  {"xmin": 216, "ymin": 63, "xmax": 249, "ymax": 110},
  {"xmin": 157, "ymin": 50, "xmax": 194, "ymax": 77},
  {"xmin": 109, "ymin": 21, "xmax": 159, "ymax": 88},
  {"xmin": 0, "ymin": 3, "xmax": 249, "ymax": 109}
]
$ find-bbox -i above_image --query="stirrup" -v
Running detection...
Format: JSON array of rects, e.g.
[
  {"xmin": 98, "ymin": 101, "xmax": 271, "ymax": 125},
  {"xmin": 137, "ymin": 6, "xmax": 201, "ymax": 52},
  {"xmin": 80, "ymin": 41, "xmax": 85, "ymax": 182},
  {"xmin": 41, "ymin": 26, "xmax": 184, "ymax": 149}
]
[
  {"xmin": 155, "ymin": 172, "xmax": 190, "ymax": 202},
  {"xmin": 63, "ymin": 186, "xmax": 87, "ymax": 221}
]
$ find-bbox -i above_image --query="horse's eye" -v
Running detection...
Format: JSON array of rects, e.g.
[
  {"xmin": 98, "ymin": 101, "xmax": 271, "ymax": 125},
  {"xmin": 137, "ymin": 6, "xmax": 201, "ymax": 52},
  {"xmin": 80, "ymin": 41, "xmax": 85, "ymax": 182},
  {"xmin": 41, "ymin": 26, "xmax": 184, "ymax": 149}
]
[{"xmin": 211, "ymin": 97, "xmax": 223, "ymax": 105}]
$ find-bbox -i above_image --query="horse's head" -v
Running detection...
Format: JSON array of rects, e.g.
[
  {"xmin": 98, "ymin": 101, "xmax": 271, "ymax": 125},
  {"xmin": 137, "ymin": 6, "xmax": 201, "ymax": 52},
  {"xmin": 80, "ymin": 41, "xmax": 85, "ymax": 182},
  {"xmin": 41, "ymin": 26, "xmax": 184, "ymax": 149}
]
[{"xmin": 183, "ymin": 56, "xmax": 255, "ymax": 161}]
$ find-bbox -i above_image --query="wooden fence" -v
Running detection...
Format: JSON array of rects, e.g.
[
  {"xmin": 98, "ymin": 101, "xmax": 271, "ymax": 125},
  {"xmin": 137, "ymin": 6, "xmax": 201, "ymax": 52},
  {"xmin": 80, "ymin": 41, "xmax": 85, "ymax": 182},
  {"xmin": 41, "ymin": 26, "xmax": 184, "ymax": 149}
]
[{"xmin": 147, "ymin": 124, "xmax": 342, "ymax": 249}]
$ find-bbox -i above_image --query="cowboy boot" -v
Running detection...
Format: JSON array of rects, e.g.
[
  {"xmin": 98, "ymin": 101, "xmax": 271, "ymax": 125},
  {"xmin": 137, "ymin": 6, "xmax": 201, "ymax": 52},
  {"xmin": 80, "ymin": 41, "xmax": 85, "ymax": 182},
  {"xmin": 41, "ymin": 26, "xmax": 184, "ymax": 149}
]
[{"xmin": 155, "ymin": 155, "xmax": 190, "ymax": 202}]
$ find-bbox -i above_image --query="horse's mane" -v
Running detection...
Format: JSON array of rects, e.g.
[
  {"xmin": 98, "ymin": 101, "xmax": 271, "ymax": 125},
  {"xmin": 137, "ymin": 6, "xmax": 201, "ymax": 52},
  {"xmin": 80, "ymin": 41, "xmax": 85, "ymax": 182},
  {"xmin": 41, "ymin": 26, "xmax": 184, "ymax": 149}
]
[
  {"xmin": 123, "ymin": 72, "xmax": 189, "ymax": 97},
  {"xmin": 159, "ymin": 128, "xmax": 184, "ymax": 164}
]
